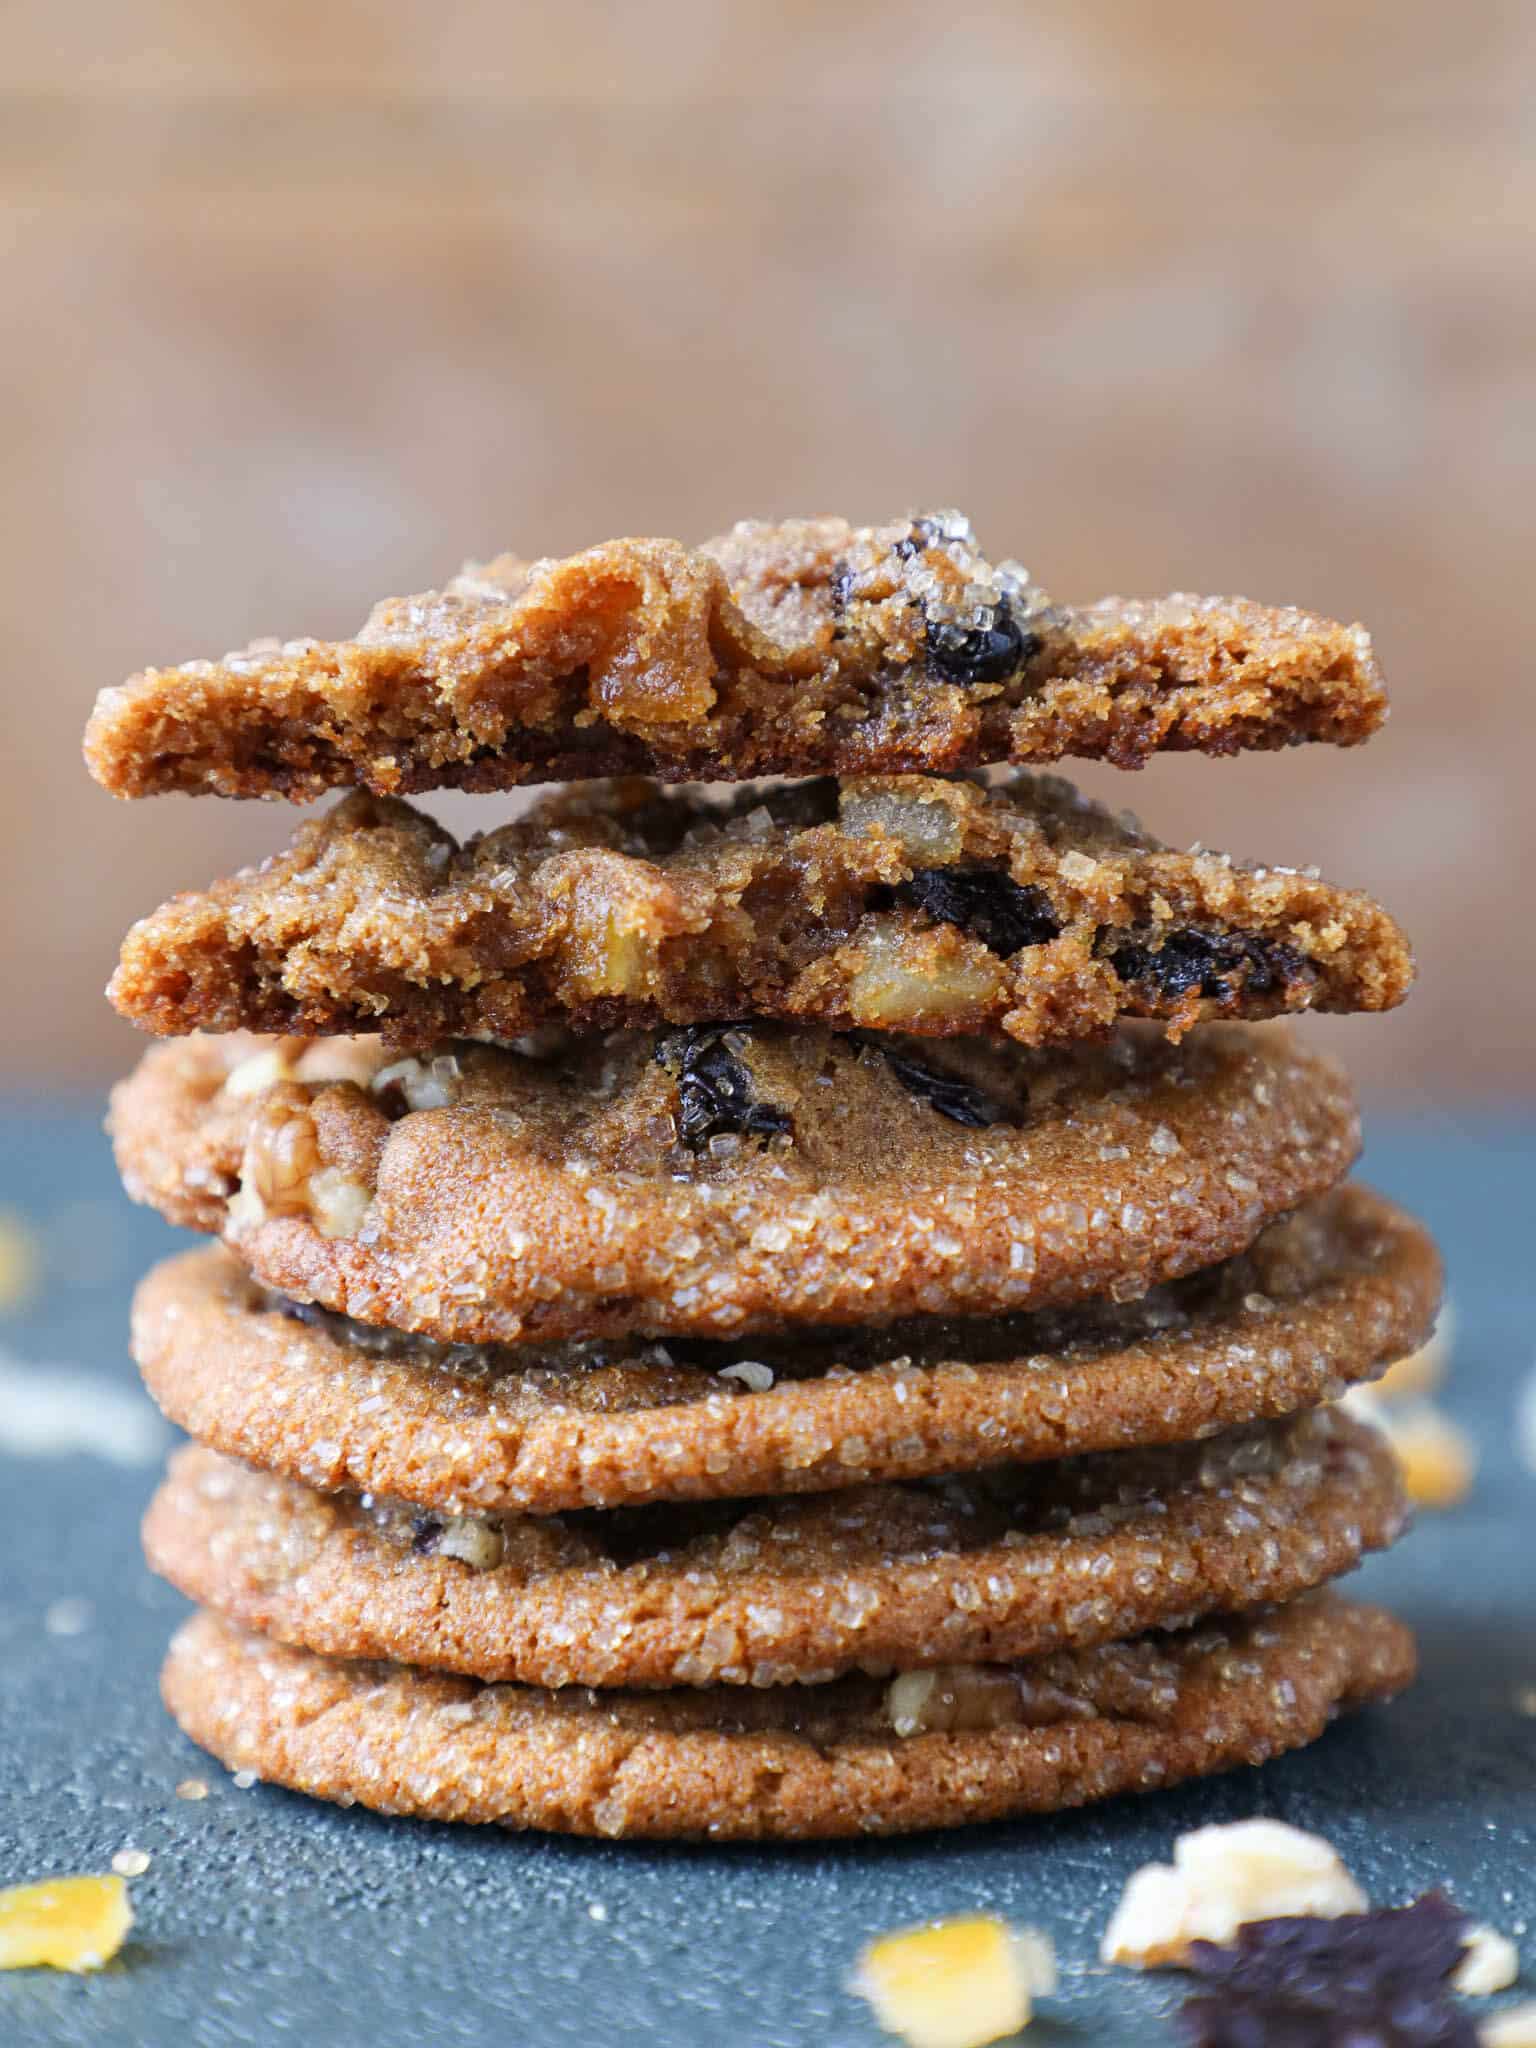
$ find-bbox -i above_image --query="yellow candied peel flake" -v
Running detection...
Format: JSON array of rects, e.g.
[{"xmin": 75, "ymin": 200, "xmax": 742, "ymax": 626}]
[
  {"xmin": 1373, "ymin": 1302, "xmax": 1454, "ymax": 1402},
  {"xmin": 0, "ymin": 1208, "xmax": 40, "ymax": 1312},
  {"xmin": 1339, "ymin": 1387, "xmax": 1476, "ymax": 1509},
  {"xmin": 0, "ymin": 1874, "xmax": 133, "ymax": 1973},
  {"xmin": 852, "ymin": 1913, "xmax": 1056, "ymax": 2048}
]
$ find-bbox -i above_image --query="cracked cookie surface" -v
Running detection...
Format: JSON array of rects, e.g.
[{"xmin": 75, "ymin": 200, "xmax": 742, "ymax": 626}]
[
  {"xmin": 160, "ymin": 1594, "xmax": 1415, "ymax": 1839},
  {"xmin": 85, "ymin": 512, "xmax": 1387, "ymax": 800},
  {"xmin": 144, "ymin": 1410, "xmax": 1404, "ymax": 1689},
  {"xmin": 131, "ymin": 1187, "xmax": 1437, "ymax": 1512},
  {"xmin": 109, "ymin": 773, "xmax": 1412, "ymax": 1050},
  {"xmin": 109, "ymin": 1021, "xmax": 1360, "ymax": 1343}
]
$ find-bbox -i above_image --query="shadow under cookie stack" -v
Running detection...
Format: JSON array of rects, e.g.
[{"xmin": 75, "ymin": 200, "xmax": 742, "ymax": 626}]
[{"xmin": 87, "ymin": 512, "xmax": 1441, "ymax": 1841}]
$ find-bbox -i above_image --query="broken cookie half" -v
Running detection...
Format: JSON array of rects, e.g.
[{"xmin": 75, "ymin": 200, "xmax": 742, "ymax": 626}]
[
  {"xmin": 109, "ymin": 769, "xmax": 1411, "ymax": 1050},
  {"xmin": 84, "ymin": 511, "xmax": 1387, "ymax": 801}
]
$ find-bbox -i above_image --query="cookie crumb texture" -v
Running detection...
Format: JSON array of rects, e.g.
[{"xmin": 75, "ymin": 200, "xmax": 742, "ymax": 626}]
[
  {"xmin": 109, "ymin": 772, "xmax": 1411, "ymax": 1050},
  {"xmin": 143, "ymin": 1410, "xmax": 1405, "ymax": 1689},
  {"xmin": 83, "ymin": 513, "xmax": 1387, "ymax": 801},
  {"xmin": 0, "ymin": 1875, "xmax": 133, "ymax": 1974},
  {"xmin": 161, "ymin": 1594, "xmax": 1413, "ymax": 1840},
  {"xmin": 131, "ymin": 1185, "xmax": 1439, "ymax": 1513},
  {"xmin": 109, "ymin": 1020, "xmax": 1361, "ymax": 1344}
]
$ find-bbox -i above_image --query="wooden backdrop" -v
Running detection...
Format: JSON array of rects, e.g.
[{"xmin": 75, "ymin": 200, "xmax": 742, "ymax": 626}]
[{"xmin": 5, "ymin": 0, "xmax": 1531, "ymax": 1096}]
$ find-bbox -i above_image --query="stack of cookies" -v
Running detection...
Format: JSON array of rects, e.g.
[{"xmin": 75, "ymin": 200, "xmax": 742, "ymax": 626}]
[{"xmin": 88, "ymin": 512, "xmax": 1440, "ymax": 1841}]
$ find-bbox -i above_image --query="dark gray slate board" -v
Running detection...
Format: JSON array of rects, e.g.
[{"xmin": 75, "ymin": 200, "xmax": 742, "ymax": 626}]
[{"xmin": 0, "ymin": 1098, "xmax": 1532, "ymax": 2048}]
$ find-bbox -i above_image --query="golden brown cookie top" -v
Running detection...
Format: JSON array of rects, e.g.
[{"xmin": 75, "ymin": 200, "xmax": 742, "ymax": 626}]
[
  {"xmin": 109, "ymin": 1021, "xmax": 1360, "ymax": 1343},
  {"xmin": 145, "ymin": 1410, "xmax": 1405, "ymax": 1690},
  {"xmin": 84, "ymin": 512, "xmax": 1386, "ymax": 799},
  {"xmin": 160, "ymin": 1594, "xmax": 1416, "ymax": 1840},
  {"xmin": 129, "ymin": 1185, "xmax": 1436, "ymax": 1512},
  {"xmin": 109, "ymin": 771, "xmax": 1413, "ymax": 1050}
]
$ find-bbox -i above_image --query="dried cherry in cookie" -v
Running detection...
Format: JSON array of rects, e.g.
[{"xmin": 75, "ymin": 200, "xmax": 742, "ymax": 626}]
[{"xmin": 654, "ymin": 1027, "xmax": 794, "ymax": 1152}]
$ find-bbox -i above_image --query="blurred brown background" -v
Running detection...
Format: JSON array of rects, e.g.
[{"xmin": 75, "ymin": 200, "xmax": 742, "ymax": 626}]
[{"xmin": 4, "ymin": 1, "xmax": 1531, "ymax": 1097}]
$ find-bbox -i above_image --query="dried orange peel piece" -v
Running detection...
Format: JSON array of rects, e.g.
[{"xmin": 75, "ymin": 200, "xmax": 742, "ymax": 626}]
[
  {"xmin": 0, "ymin": 1874, "xmax": 133, "ymax": 1972},
  {"xmin": 853, "ymin": 1913, "xmax": 1055, "ymax": 2047}
]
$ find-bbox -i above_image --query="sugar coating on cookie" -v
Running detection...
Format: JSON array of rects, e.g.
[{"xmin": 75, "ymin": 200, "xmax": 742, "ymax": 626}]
[
  {"xmin": 84, "ymin": 513, "xmax": 1387, "ymax": 802},
  {"xmin": 143, "ymin": 1409, "xmax": 1405, "ymax": 1689},
  {"xmin": 160, "ymin": 1594, "xmax": 1415, "ymax": 1840},
  {"xmin": 109, "ymin": 772, "xmax": 1412, "ymax": 1050},
  {"xmin": 109, "ymin": 1020, "xmax": 1361, "ymax": 1344},
  {"xmin": 131, "ymin": 1185, "xmax": 1439, "ymax": 1513}
]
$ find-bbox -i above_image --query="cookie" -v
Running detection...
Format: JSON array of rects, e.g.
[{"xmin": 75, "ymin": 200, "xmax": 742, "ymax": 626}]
[
  {"xmin": 108, "ymin": 1021, "xmax": 1359, "ymax": 1343},
  {"xmin": 84, "ymin": 512, "xmax": 1387, "ymax": 801},
  {"xmin": 144, "ymin": 1410, "xmax": 1405, "ymax": 1690},
  {"xmin": 109, "ymin": 773, "xmax": 1412, "ymax": 1050},
  {"xmin": 132, "ymin": 1187, "xmax": 1437, "ymax": 1513},
  {"xmin": 159, "ymin": 1594, "xmax": 1415, "ymax": 1840}
]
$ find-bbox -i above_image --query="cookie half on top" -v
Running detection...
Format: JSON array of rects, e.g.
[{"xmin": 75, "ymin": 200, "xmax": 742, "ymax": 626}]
[
  {"xmin": 84, "ymin": 511, "xmax": 1387, "ymax": 800},
  {"xmin": 110, "ymin": 772, "xmax": 1412, "ymax": 1050}
]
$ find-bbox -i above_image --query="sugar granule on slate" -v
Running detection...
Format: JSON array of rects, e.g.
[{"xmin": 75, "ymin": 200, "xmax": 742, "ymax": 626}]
[{"xmin": 1176, "ymin": 1891, "xmax": 1478, "ymax": 2048}]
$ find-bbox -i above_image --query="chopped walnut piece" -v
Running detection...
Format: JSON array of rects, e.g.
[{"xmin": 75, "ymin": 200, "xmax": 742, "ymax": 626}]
[
  {"xmin": 0, "ymin": 1875, "xmax": 133, "ymax": 1973},
  {"xmin": 373, "ymin": 1054, "xmax": 462, "ymax": 1114},
  {"xmin": 886, "ymin": 1664, "xmax": 1100, "ymax": 1737},
  {"xmin": 229, "ymin": 1089, "xmax": 372, "ymax": 1241},
  {"xmin": 1483, "ymin": 2001, "xmax": 1536, "ymax": 2046},
  {"xmin": 1456, "ymin": 1924, "xmax": 1522, "ymax": 1997},
  {"xmin": 853, "ymin": 1914, "xmax": 1054, "ymax": 2048},
  {"xmin": 223, "ymin": 1045, "xmax": 297, "ymax": 1099},
  {"xmin": 1100, "ymin": 1820, "xmax": 1367, "ymax": 1968},
  {"xmin": 425, "ymin": 1514, "xmax": 506, "ymax": 1571}
]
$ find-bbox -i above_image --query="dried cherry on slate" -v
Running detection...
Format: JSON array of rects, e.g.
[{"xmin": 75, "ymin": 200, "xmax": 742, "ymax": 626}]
[{"xmin": 1176, "ymin": 1892, "xmax": 1477, "ymax": 2048}]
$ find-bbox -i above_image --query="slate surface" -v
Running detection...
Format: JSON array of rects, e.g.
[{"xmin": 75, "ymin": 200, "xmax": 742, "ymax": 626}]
[{"xmin": 0, "ymin": 1099, "xmax": 1532, "ymax": 2048}]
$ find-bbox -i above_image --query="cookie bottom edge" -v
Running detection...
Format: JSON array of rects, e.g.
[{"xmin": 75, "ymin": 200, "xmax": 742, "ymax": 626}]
[{"xmin": 160, "ymin": 1593, "xmax": 1414, "ymax": 1842}]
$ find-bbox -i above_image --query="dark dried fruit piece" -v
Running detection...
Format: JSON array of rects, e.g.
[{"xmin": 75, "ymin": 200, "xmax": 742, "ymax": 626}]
[
  {"xmin": 859, "ymin": 1040, "xmax": 1013, "ymax": 1128},
  {"xmin": 656, "ymin": 1027, "xmax": 794, "ymax": 1153},
  {"xmin": 925, "ymin": 603, "xmax": 1037, "ymax": 685},
  {"xmin": 1177, "ymin": 1892, "xmax": 1476, "ymax": 2048},
  {"xmin": 1109, "ymin": 927, "xmax": 1313, "ymax": 1004},
  {"xmin": 900, "ymin": 867, "xmax": 1062, "ymax": 956}
]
